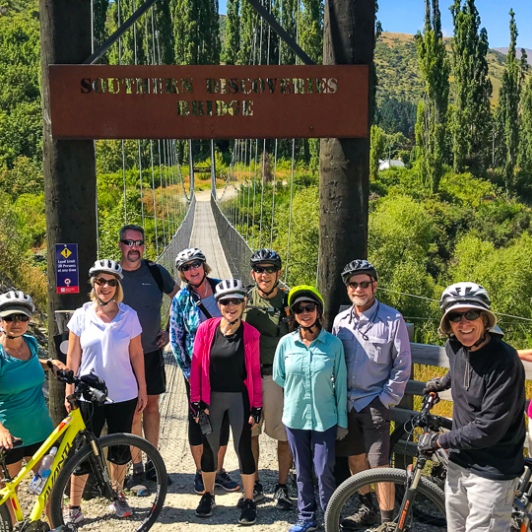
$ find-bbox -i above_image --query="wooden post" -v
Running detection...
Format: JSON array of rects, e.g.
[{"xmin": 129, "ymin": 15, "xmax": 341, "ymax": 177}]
[
  {"xmin": 318, "ymin": 0, "xmax": 375, "ymax": 330},
  {"xmin": 40, "ymin": 0, "xmax": 98, "ymax": 424}
]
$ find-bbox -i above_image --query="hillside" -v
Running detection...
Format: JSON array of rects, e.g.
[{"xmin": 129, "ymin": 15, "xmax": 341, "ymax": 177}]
[
  {"xmin": 494, "ymin": 47, "xmax": 532, "ymax": 65},
  {"xmin": 375, "ymin": 32, "xmax": 511, "ymax": 106}
]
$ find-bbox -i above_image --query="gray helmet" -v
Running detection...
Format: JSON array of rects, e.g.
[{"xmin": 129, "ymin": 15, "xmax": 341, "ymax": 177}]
[
  {"xmin": 89, "ymin": 259, "xmax": 123, "ymax": 280},
  {"xmin": 214, "ymin": 279, "xmax": 247, "ymax": 301},
  {"xmin": 439, "ymin": 282, "xmax": 496, "ymax": 335},
  {"xmin": 0, "ymin": 290, "xmax": 35, "ymax": 318},
  {"xmin": 250, "ymin": 249, "xmax": 282, "ymax": 269},
  {"xmin": 175, "ymin": 247, "xmax": 206, "ymax": 270},
  {"xmin": 341, "ymin": 259, "xmax": 378, "ymax": 284}
]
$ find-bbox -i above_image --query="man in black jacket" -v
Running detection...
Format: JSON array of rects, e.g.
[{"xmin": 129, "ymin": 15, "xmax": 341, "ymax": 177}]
[{"xmin": 421, "ymin": 282, "xmax": 525, "ymax": 531}]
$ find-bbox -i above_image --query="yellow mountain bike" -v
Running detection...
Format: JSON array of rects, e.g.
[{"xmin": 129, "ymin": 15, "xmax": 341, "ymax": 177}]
[{"xmin": 0, "ymin": 369, "xmax": 167, "ymax": 532}]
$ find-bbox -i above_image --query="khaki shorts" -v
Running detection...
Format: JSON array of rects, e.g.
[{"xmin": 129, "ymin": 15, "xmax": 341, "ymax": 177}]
[{"xmin": 251, "ymin": 375, "xmax": 288, "ymax": 441}]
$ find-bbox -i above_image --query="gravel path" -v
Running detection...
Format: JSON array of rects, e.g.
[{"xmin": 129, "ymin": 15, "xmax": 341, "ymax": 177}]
[{"xmin": 151, "ymin": 353, "xmax": 298, "ymax": 531}]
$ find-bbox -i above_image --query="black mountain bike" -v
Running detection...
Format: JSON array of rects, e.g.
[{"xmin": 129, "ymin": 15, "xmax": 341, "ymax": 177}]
[{"xmin": 325, "ymin": 392, "xmax": 447, "ymax": 531}]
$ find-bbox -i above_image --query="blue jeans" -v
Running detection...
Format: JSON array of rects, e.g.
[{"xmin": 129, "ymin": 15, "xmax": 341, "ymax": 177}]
[{"xmin": 286, "ymin": 425, "xmax": 337, "ymax": 522}]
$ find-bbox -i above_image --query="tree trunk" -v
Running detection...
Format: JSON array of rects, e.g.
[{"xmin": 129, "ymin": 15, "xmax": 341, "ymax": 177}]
[
  {"xmin": 318, "ymin": 0, "xmax": 375, "ymax": 330},
  {"xmin": 40, "ymin": 0, "xmax": 97, "ymax": 425}
]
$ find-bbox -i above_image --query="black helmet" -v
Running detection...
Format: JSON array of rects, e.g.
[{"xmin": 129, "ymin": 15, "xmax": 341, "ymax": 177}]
[
  {"xmin": 439, "ymin": 282, "xmax": 496, "ymax": 335},
  {"xmin": 250, "ymin": 249, "xmax": 282, "ymax": 269},
  {"xmin": 341, "ymin": 259, "xmax": 377, "ymax": 284}
]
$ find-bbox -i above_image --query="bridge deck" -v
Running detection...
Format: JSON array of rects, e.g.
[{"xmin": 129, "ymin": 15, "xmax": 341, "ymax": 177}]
[{"xmin": 153, "ymin": 194, "xmax": 288, "ymax": 530}]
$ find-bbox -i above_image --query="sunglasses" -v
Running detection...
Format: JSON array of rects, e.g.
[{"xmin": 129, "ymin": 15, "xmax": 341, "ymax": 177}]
[
  {"xmin": 219, "ymin": 298, "xmax": 244, "ymax": 306},
  {"xmin": 120, "ymin": 239, "xmax": 144, "ymax": 247},
  {"xmin": 94, "ymin": 277, "xmax": 119, "ymax": 287},
  {"xmin": 3, "ymin": 314, "xmax": 30, "ymax": 322},
  {"xmin": 181, "ymin": 260, "xmax": 203, "ymax": 272},
  {"xmin": 253, "ymin": 266, "xmax": 278, "ymax": 274},
  {"xmin": 448, "ymin": 310, "xmax": 482, "ymax": 323},
  {"xmin": 294, "ymin": 303, "xmax": 317, "ymax": 314},
  {"xmin": 348, "ymin": 281, "xmax": 374, "ymax": 289}
]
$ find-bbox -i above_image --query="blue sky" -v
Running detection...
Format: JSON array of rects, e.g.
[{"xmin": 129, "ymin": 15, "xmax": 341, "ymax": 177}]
[
  {"xmin": 218, "ymin": 0, "xmax": 532, "ymax": 50},
  {"xmin": 378, "ymin": 1, "xmax": 532, "ymax": 50}
]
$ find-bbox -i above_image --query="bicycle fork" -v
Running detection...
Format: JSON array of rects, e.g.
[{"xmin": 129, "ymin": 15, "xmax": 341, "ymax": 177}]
[
  {"xmin": 82, "ymin": 433, "xmax": 117, "ymax": 501},
  {"xmin": 395, "ymin": 457, "xmax": 428, "ymax": 531}
]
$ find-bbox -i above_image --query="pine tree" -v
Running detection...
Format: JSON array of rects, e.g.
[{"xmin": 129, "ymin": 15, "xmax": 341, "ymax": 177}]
[
  {"xmin": 414, "ymin": 0, "xmax": 449, "ymax": 192},
  {"xmin": 450, "ymin": 0, "xmax": 492, "ymax": 173}
]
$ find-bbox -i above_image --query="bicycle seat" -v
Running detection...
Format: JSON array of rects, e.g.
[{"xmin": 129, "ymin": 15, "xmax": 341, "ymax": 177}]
[{"xmin": 0, "ymin": 437, "xmax": 24, "ymax": 458}]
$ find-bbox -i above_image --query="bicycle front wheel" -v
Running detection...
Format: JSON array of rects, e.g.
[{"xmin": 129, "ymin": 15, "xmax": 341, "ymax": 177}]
[
  {"xmin": 50, "ymin": 433, "xmax": 167, "ymax": 531},
  {"xmin": 0, "ymin": 502, "xmax": 12, "ymax": 532},
  {"xmin": 325, "ymin": 468, "xmax": 446, "ymax": 532}
]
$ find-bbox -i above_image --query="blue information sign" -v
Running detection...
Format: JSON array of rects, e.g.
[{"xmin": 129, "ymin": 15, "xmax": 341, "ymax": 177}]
[{"xmin": 55, "ymin": 243, "xmax": 79, "ymax": 294}]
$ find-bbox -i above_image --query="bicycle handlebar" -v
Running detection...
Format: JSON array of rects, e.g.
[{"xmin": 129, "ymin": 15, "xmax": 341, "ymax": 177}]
[{"xmin": 56, "ymin": 370, "xmax": 113, "ymax": 405}]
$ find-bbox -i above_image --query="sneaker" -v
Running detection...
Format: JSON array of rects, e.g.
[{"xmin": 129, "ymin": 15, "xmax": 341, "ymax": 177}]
[
  {"xmin": 194, "ymin": 470, "xmax": 205, "ymax": 495},
  {"xmin": 145, "ymin": 459, "xmax": 173, "ymax": 485},
  {"xmin": 237, "ymin": 481, "xmax": 265, "ymax": 508},
  {"xmin": 340, "ymin": 505, "xmax": 378, "ymax": 529},
  {"xmin": 64, "ymin": 506, "xmax": 84, "ymax": 524},
  {"xmin": 366, "ymin": 524, "xmax": 396, "ymax": 532},
  {"xmin": 273, "ymin": 483, "xmax": 293, "ymax": 510},
  {"xmin": 215, "ymin": 469, "xmax": 240, "ymax": 492},
  {"xmin": 196, "ymin": 492, "xmax": 216, "ymax": 518},
  {"xmin": 124, "ymin": 471, "xmax": 149, "ymax": 497},
  {"xmin": 289, "ymin": 520, "xmax": 317, "ymax": 532},
  {"xmin": 238, "ymin": 498, "xmax": 257, "ymax": 525},
  {"xmin": 110, "ymin": 493, "xmax": 132, "ymax": 518}
]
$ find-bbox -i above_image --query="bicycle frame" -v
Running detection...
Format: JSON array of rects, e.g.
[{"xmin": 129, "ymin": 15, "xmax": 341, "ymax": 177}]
[{"xmin": 0, "ymin": 406, "xmax": 86, "ymax": 524}]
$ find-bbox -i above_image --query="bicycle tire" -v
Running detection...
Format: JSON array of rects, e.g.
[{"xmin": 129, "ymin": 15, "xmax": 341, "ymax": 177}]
[
  {"xmin": 0, "ymin": 503, "xmax": 12, "ymax": 532},
  {"xmin": 325, "ymin": 467, "xmax": 446, "ymax": 532},
  {"xmin": 50, "ymin": 433, "xmax": 167, "ymax": 531}
]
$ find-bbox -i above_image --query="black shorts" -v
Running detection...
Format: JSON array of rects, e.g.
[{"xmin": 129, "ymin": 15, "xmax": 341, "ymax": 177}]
[
  {"xmin": 5, "ymin": 441, "xmax": 44, "ymax": 465},
  {"xmin": 335, "ymin": 397, "xmax": 391, "ymax": 467},
  {"xmin": 145, "ymin": 348, "xmax": 166, "ymax": 395}
]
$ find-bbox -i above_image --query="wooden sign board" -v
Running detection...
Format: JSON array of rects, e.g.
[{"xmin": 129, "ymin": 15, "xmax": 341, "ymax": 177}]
[{"xmin": 48, "ymin": 64, "xmax": 369, "ymax": 140}]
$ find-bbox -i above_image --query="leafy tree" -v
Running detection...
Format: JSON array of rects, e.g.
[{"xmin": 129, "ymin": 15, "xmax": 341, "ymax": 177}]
[
  {"xmin": 298, "ymin": 0, "xmax": 322, "ymax": 64},
  {"xmin": 172, "ymin": 0, "xmax": 220, "ymax": 64},
  {"xmin": 414, "ymin": 0, "xmax": 449, "ymax": 192},
  {"xmin": 222, "ymin": 0, "xmax": 240, "ymax": 64},
  {"xmin": 450, "ymin": 0, "xmax": 492, "ymax": 173},
  {"xmin": 495, "ymin": 9, "xmax": 523, "ymax": 191},
  {"xmin": 518, "ymin": 76, "xmax": 532, "ymax": 179}
]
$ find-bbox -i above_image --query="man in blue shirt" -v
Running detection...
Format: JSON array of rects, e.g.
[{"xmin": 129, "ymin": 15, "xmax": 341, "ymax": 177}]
[{"xmin": 333, "ymin": 260, "xmax": 411, "ymax": 530}]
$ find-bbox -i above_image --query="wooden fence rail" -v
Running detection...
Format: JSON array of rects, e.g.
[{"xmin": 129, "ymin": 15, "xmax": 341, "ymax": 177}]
[{"xmin": 392, "ymin": 342, "xmax": 532, "ymax": 425}]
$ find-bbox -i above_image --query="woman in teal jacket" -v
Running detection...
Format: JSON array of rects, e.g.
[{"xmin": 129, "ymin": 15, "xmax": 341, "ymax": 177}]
[{"xmin": 273, "ymin": 285, "xmax": 347, "ymax": 532}]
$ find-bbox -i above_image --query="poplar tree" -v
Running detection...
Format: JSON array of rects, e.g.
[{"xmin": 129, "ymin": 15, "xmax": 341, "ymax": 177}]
[
  {"xmin": 299, "ymin": 0, "xmax": 323, "ymax": 64},
  {"xmin": 222, "ymin": 0, "xmax": 240, "ymax": 64},
  {"xmin": 495, "ymin": 10, "xmax": 522, "ymax": 190},
  {"xmin": 414, "ymin": 0, "xmax": 449, "ymax": 192},
  {"xmin": 172, "ymin": 0, "xmax": 220, "ymax": 64},
  {"xmin": 450, "ymin": 0, "xmax": 492, "ymax": 173},
  {"xmin": 518, "ymin": 81, "xmax": 532, "ymax": 176}
]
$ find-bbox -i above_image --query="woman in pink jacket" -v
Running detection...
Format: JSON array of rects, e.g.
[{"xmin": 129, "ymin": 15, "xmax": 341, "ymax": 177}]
[{"xmin": 190, "ymin": 279, "xmax": 262, "ymax": 526}]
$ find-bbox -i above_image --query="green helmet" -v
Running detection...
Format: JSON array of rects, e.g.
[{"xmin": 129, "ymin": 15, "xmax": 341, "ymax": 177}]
[{"xmin": 288, "ymin": 285, "xmax": 325, "ymax": 311}]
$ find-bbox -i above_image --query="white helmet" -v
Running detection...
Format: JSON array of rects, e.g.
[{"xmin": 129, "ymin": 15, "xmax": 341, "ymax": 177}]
[
  {"xmin": 175, "ymin": 247, "xmax": 206, "ymax": 270},
  {"xmin": 89, "ymin": 259, "xmax": 123, "ymax": 280},
  {"xmin": 0, "ymin": 290, "xmax": 35, "ymax": 318},
  {"xmin": 214, "ymin": 279, "xmax": 247, "ymax": 301},
  {"xmin": 439, "ymin": 282, "xmax": 496, "ymax": 335}
]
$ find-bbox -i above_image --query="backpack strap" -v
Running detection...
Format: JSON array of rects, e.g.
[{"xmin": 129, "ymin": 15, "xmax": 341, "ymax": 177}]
[{"xmin": 144, "ymin": 260, "xmax": 165, "ymax": 293}]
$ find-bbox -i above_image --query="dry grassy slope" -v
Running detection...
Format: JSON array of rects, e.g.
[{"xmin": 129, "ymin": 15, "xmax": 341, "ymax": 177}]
[{"xmin": 376, "ymin": 31, "xmax": 514, "ymax": 107}]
